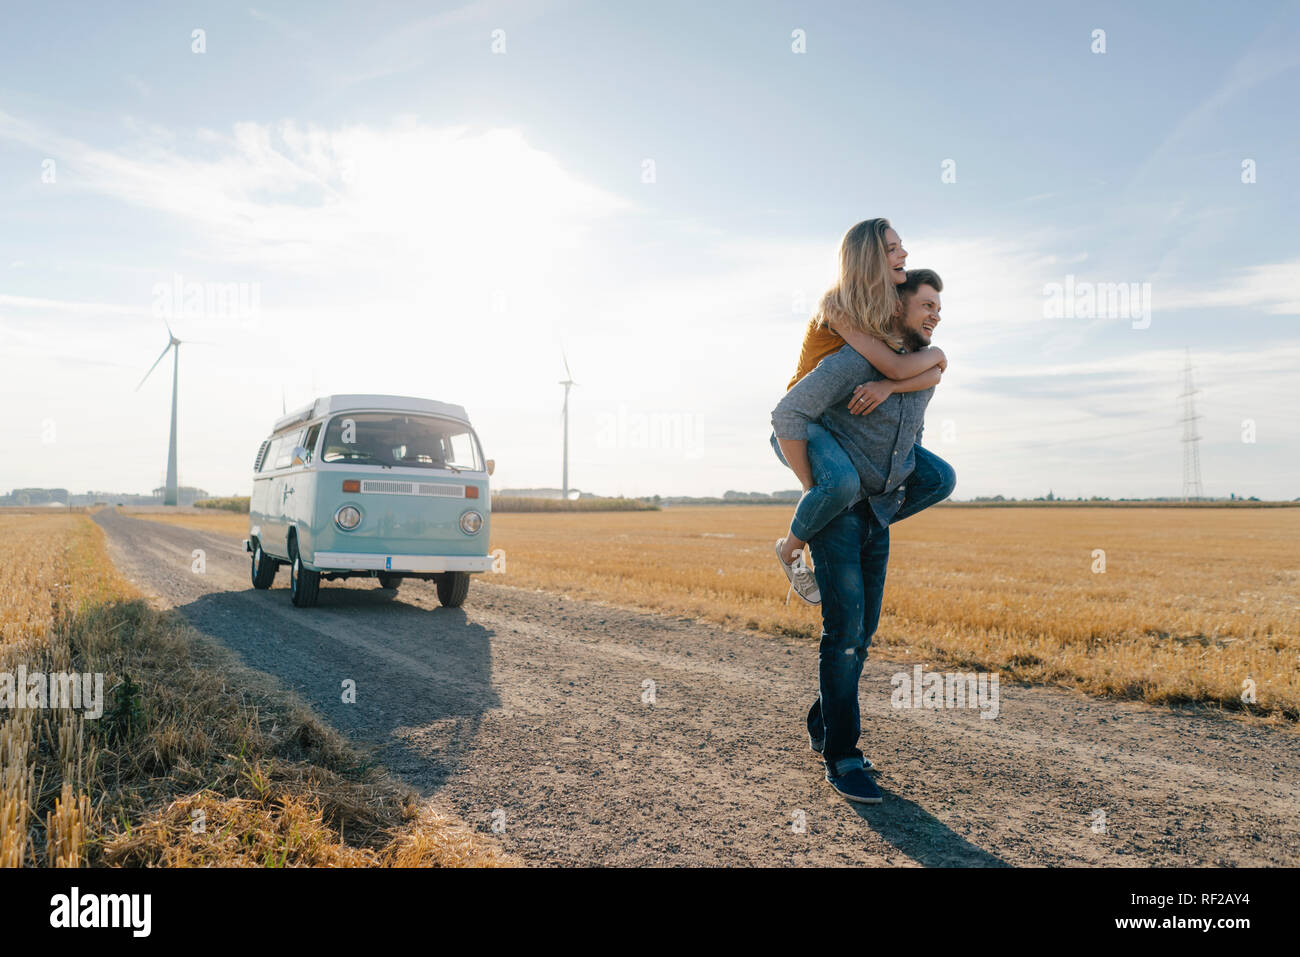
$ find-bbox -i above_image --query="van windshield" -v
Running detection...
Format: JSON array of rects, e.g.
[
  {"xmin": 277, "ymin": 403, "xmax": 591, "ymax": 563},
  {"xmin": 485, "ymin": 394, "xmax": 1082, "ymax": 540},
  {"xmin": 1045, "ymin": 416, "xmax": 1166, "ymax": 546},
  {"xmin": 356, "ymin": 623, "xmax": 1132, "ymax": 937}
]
[{"xmin": 320, "ymin": 413, "xmax": 482, "ymax": 471}]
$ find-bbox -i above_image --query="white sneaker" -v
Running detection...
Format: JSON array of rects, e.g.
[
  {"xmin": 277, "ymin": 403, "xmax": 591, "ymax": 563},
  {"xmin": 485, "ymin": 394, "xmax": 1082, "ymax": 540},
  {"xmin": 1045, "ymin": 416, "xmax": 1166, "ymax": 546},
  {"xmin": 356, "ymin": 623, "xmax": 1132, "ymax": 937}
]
[{"xmin": 774, "ymin": 538, "xmax": 821, "ymax": 605}]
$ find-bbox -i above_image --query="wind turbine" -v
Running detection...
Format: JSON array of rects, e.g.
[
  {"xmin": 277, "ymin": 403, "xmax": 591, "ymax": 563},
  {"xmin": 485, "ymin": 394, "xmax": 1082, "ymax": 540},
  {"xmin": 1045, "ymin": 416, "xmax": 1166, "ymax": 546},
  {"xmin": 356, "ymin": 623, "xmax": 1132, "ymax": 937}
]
[
  {"xmin": 559, "ymin": 351, "xmax": 576, "ymax": 499},
  {"xmin": 137, "ymin": 321, "xmax": 184, "ymax": 506}
]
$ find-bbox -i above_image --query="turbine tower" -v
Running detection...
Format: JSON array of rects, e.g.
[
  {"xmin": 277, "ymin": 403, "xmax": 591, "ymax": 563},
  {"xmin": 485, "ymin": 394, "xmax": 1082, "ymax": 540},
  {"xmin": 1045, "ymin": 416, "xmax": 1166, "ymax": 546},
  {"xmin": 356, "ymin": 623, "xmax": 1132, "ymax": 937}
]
[
  {"xmin": 559, "ymin": 351, "xmax": 576, "ymax": 499},
  {"xmin": 1179, "ymin": 350, "xmax": 1204, "ymax": 501},
  {"xmin": 137, "ymin": 321, "xmax": 184, "ymax": 506}
]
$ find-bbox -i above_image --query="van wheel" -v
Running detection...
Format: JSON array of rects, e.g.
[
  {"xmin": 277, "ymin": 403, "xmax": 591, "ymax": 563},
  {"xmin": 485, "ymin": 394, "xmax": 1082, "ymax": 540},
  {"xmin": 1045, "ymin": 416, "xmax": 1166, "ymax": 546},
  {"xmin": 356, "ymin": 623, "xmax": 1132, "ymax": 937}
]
[
  {"xmin": 436, "ymin": 572, "xmax": 470, "ymax": 608},
  {"xmin": 377, "ymin": 574, "xmax": 401, "ymax": 590},
  {"xmin": 250, "ymin": 541, "xmax": 277, "ymax": 589},
  {"xmin": 289, "ymin": 541, "xmax": 321, "ymax": 608}
]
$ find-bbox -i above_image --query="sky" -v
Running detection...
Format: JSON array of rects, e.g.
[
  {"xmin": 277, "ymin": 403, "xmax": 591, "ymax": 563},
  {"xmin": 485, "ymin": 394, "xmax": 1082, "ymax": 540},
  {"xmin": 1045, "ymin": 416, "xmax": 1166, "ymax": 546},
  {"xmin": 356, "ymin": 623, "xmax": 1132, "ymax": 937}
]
[{"xmin": 2, "ymin": 0, "xmax": 1298, "ymax": 501}]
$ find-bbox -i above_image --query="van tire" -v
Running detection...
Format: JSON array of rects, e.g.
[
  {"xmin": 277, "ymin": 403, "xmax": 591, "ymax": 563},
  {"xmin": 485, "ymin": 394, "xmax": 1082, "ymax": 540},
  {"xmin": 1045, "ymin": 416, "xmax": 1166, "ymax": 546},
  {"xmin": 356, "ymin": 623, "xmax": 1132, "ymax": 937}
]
[
  {"xmin": 377, "ymin": 574, "xmax": 401, "ymax": 590},
  {"xmin": 250, "ymin": 541, "xmax": 277, "ymax": 590},
  {"xmin": 289, "ymin": 540, "xmax": 321, "ymax": 608},
  {"xmin": 436, "ymin": 572, "xmax": 470, "ymax": 608}
]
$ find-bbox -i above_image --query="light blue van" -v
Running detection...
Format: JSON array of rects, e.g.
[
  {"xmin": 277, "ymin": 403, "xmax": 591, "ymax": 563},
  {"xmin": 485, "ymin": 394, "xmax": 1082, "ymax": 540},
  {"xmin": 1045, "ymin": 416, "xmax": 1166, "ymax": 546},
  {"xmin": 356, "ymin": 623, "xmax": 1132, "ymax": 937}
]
[{"xmin": 244, "ymin": 394, "xmax": 494, "ymax": 608}]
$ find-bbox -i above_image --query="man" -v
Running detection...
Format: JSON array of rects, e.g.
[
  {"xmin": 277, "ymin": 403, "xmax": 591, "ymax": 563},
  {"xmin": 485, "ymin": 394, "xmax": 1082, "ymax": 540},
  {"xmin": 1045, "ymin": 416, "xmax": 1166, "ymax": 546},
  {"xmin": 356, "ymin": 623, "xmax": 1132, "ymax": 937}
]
[{"xmin": 770, "ymin": 268, "xmax": 947, "ymax": 804}]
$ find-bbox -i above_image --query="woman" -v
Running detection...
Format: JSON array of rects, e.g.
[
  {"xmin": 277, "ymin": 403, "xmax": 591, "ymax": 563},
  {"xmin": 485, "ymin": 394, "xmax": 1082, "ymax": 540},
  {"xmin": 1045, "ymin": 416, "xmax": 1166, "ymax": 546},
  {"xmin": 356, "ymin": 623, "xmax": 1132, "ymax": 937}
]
[{"xmin": 772, "ymin": 218, "xmax": 956, "ymax": 604}]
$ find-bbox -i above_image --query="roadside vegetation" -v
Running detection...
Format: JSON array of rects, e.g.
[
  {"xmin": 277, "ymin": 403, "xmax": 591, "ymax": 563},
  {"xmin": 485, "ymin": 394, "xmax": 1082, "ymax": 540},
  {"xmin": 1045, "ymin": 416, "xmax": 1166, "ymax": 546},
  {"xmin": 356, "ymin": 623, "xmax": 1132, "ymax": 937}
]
[
  {"xmin": 194, "ymin": 497, "xmax": 250, "ymax": 513},
  {"xmin": 490, "ymin": 496, "xmax": 658, "ymax": 512},
  {"xmin": 0, "ymin": 513, "xmax": 510, "ymax": 867}
]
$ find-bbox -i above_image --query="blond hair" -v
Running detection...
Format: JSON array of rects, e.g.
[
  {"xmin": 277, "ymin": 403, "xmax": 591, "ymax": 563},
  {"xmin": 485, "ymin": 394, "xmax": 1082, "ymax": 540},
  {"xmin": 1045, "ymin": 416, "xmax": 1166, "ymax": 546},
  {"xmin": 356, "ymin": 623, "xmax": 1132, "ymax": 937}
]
[{"xmin": 814, "ymin": 218, "xmax": 903, "ymax": 351}]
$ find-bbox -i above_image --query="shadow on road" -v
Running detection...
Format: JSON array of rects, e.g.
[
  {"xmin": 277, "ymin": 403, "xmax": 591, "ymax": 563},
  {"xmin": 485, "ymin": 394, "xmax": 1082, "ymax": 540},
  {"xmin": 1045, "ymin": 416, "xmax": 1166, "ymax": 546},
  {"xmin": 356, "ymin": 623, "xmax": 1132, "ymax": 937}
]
[
  {"xmin": 848, "ymin": 788, "xmax": 1009, "ymax": 866},
  {"xmin": 171, "ymin": 582, "xmax": 498, "ymax": 798}
]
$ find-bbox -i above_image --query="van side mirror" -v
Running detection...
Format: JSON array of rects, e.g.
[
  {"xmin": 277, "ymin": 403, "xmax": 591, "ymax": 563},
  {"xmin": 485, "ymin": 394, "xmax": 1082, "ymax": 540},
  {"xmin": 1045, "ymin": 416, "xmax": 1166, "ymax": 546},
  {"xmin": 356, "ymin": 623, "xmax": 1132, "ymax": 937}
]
[
  {"xmin": 292, "ymin": 446, "xmax": 309, "ymax": 466},
  {"xmin": 485, "ymin": 459, "xmax": 495, "ymax": 476}
]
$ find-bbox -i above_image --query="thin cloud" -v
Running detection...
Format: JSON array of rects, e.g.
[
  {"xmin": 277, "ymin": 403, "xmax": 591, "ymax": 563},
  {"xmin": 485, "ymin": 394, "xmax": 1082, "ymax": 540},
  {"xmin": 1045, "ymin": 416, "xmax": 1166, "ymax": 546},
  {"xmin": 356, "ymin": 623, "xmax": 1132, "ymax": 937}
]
[
  {"xmin": 0, "ymin": 293, "xmax": 148, "ymax": 316},
  {"xmin": 1154, "ymin": 260, "xmax": 1300, "ymax": 316},
  {"xmin": 0, "ymin": 113, "xmax": 632, "ymax": 277}
]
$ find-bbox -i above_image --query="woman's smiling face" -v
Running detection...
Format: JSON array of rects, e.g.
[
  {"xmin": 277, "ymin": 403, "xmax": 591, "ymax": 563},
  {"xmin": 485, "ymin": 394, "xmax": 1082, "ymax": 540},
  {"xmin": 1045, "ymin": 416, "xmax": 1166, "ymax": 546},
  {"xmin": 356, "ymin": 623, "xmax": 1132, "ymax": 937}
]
[{"xmin": 884, "ymin": 228, "xmax": 908, "ymax": 283}]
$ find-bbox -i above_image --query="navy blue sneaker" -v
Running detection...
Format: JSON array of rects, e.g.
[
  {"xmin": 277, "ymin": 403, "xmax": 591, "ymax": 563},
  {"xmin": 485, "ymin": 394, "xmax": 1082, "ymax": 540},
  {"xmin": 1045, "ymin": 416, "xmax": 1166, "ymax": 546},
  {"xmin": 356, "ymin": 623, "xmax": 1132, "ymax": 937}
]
[
  {"xmin": 809, "ymin": 734, "xmax": 874, "ymax": 771},
  {"xmin": 825, "ymin": 765, "xmax": 883, "ymax": 805}
]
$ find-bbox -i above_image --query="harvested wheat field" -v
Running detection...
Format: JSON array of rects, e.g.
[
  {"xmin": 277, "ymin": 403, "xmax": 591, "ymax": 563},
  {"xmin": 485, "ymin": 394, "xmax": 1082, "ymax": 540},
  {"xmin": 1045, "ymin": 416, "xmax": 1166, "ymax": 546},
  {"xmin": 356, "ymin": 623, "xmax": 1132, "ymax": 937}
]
[
  {"xmin": 141, "ymin": 504, "xmax": 1300, "ymax": 725},
  {"xmin": 0, "ymin": 512, "xmax": 510, "ymax": 867}
]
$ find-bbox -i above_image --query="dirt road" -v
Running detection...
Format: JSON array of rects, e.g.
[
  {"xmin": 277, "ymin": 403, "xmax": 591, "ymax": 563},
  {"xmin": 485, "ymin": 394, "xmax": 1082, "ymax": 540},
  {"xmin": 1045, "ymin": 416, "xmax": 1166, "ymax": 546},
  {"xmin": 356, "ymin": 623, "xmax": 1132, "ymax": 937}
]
[{"xmin": 93, "ymin": 508, "xmax": 1300, "ymax": 866}]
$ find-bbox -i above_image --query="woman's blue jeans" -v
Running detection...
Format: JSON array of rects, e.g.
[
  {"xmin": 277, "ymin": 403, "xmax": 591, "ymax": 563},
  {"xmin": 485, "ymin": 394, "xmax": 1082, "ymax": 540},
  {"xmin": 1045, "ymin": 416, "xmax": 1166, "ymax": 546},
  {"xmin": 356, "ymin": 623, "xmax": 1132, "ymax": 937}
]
[{"xmin": 770, "ymin": 427, "xmax": 956, "ymax": 539}]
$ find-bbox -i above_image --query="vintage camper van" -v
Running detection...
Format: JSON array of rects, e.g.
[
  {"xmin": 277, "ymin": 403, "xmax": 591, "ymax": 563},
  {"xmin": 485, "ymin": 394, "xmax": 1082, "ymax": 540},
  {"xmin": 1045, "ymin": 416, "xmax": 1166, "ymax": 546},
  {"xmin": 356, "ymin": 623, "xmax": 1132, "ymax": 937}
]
[{"xmin": 245, "ymin": 394, "xmax": 494, "ymax": 608}]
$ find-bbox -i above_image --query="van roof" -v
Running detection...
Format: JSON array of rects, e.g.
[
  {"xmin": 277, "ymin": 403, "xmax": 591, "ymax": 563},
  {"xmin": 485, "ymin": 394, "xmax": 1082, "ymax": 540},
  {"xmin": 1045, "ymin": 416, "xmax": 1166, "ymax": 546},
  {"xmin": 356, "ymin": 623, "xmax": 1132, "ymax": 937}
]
[{"xmin": 271, "ymin": 394, "xmax": 471, "ymax": 435}]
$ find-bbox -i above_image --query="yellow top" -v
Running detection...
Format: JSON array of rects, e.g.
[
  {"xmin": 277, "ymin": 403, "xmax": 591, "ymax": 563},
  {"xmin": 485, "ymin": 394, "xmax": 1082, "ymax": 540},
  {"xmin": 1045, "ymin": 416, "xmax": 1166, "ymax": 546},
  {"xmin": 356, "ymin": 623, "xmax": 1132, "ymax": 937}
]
[{"xmin": 786, "ymin": 315, "xmax": 844, "ymax": 391}]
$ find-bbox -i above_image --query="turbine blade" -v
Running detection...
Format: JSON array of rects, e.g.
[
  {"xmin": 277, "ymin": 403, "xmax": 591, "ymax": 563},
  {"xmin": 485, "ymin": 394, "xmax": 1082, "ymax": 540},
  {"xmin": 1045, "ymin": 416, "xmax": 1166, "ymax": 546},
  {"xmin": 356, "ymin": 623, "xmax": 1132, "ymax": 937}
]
[
  {"xmin": 562, "ymin": 350, "xmax": 573, "ymax": 381},
  {"xmin": 136, "ymin": 342, "xmax": 173, "ymax": 391}
]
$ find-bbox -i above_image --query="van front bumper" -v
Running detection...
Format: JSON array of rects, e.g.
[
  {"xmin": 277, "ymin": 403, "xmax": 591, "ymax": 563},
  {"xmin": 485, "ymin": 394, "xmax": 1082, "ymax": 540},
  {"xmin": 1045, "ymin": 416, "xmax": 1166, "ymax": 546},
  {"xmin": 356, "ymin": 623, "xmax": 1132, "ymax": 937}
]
[{"xmin": 308, "ymin": 551, "xmax": 494, "ymax": 573}]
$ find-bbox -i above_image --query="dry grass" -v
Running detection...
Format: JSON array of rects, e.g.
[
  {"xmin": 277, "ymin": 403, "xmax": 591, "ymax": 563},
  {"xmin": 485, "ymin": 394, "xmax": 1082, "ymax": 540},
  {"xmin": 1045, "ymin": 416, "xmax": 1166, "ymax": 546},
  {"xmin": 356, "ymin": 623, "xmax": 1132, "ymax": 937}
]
[
  {"xmin": 0, "ymin": 506, "xmax": 89, "ymax": 515},
  {"xmin": 0, "ymin": 512, "xmax": 512, "ymax": 867},
  {"xmin": 126, "ymin": 509, "xmax": 251, "ymax": 537},
  {"xmin": 501, "ymin": 505, "xmax": 1300, "ymax": 723},
  {"xmin": 490, "ymin": 496, "xmax": 658, "ymax": 512},
  {"xmin": 136, "ymin": 504, "xmax": 1300, "ymax": 725},
  {"xmin": 194, "ymin": 497, "xmax": 250, "ymax": 512}
]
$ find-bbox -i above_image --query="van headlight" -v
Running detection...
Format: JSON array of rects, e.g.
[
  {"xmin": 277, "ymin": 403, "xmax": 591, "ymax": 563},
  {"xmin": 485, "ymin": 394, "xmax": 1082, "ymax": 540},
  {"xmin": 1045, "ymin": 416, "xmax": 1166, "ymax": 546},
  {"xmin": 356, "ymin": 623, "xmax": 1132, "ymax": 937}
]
[
  {"xmin": 459, "ymin": 510, "xmax": 483, "ymax": 534},
  {"xmin": 335, "ymin": 505, "xmax": 362, "ymax": 530}
]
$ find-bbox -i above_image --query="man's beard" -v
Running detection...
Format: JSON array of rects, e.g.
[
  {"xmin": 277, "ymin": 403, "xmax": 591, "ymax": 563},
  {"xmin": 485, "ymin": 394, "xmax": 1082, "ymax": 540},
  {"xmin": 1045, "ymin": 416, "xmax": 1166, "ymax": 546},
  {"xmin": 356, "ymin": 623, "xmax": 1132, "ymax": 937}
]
[{"xmin": 901, "ymin": 326, "xmax": 929, "ymax": 352}]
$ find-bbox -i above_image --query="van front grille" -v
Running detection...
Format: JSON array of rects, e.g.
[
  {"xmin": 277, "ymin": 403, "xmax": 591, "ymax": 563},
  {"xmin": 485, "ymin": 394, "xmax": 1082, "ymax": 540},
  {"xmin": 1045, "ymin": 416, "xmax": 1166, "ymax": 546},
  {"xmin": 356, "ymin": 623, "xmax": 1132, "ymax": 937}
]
[
  {"xmin": 359, "ymin": 479, "xmax": 465, "ymax": 498},
  {"xmin": 417, "ymin": 483, "xmax": 465, "ymax": 497}
]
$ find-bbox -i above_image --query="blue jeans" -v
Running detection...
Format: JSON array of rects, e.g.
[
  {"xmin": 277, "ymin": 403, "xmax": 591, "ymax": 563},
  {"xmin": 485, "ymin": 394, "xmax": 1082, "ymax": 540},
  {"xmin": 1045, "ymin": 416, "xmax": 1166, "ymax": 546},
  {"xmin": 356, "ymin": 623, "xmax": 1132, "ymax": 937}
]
[
  {"xmin": 770, "ymin": 424, "xmax": 859, "ymax": 541},
  {"xmin": 805, "ymin": 504, "xmax": 890, "ymax": 774},
  {"xmin": 770, "ymin": 429, "xmax": 956, "ymax": 538},
  {"xmin": 894, "ymin": 443, "xmax": 957, "ymax": 523}
]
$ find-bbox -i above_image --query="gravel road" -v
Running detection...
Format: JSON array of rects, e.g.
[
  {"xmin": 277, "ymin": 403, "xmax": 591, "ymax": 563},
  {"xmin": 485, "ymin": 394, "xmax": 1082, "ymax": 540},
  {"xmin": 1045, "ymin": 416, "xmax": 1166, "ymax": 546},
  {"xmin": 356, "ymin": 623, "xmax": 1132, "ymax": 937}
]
[{"xmin": 93, "ymin": 507, "xmax": 1300, "ymax": 866}]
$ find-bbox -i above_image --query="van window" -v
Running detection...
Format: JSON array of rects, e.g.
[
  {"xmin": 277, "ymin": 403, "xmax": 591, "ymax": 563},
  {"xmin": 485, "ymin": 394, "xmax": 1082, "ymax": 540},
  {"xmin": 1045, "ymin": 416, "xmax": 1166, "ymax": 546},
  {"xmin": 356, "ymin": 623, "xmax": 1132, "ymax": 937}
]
[
  {"xmin": 273, "ymin": 429, "xmax": 304, "ymax": 469},
  {"xmin": 253, "ymin": 439, "xmax": 272, "ymax": 472},
  {"xmin": 449, "ymin": 431, "xmax": 478, "ymax": 469},
  {"xmin": 259, "ymin": 438, "xmax": 281, "ymax": 473},
  {"xmin": 321, "ymin": 414, "xmax": 482, "ymax": 470},
  {"xmin": 302, "ymin": 423, "xmax": 322, "ymax": 465}
]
